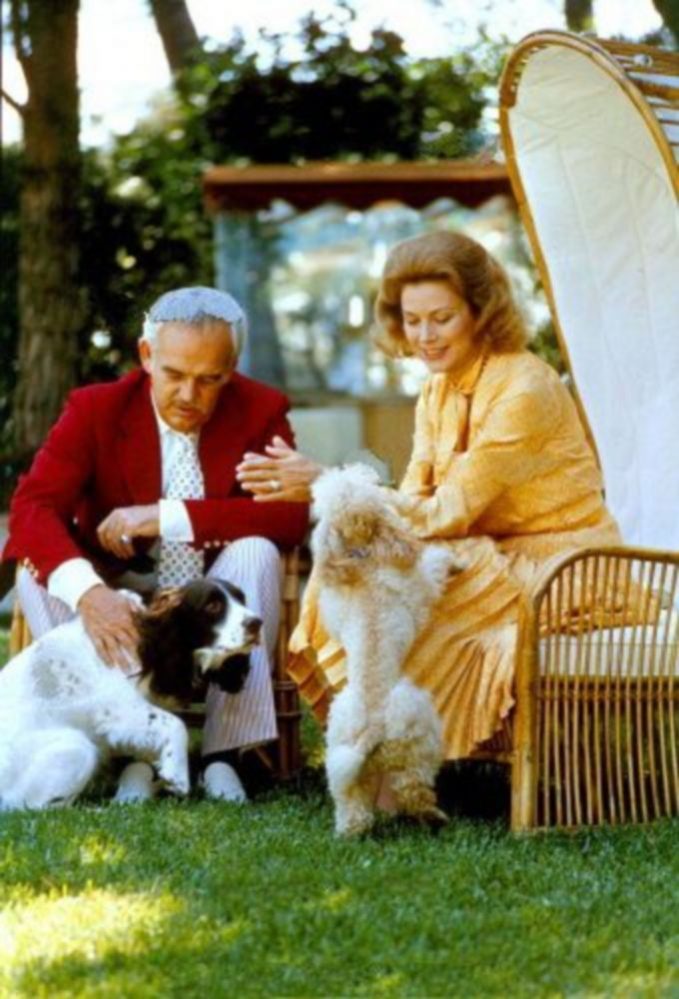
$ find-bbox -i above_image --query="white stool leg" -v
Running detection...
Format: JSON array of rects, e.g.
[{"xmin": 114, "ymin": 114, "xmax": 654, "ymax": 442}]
[{"xmin": 16, "ymin": 568, "xmax": 74, "ymax": 639}]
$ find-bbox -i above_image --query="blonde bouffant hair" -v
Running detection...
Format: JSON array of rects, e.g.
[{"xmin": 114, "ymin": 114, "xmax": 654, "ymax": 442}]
[{"xmin": 374, "ymin": 230, "xmax": 528, "ymax": 357}]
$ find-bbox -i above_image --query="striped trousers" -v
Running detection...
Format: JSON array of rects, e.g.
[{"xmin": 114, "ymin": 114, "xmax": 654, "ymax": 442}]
[{"xmin": 17, "ymin": 537, "xmax": 282, "ymax": 754}]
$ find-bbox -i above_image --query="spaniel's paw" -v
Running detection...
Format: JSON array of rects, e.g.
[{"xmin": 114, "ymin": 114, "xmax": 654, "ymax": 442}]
[
  {"xmin": 156, "ymin": 758, "xmax": 190, "ymax": 797},
  {"xmin": 114, "ymin": 761, "xmax": 156, "ymax": 804}
]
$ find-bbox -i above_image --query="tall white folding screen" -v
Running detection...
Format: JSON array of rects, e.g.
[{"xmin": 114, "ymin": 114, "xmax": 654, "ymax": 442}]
[{"xmin": 501, "ymin": 33, "xmax": 679, "ymax": 551}]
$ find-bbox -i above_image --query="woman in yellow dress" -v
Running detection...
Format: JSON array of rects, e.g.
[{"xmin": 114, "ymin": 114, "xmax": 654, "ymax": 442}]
[{"xmin": 236, "ymin": 231, "xmax": 621, "ymax": 760}]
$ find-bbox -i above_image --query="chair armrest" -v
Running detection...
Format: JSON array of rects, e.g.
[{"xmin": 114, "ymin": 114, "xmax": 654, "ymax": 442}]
[
  {"xmin": 514, "ymin": 544, "xmax": 679, "ymax": 687},
  {"xmin": 522, "ymin": 544, "xmax": 679, "ymax": 607}
]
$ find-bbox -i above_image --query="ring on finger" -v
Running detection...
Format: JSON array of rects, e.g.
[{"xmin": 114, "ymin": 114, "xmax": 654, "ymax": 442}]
[
  {"xmin": 269, "ymin": 479, "xmax": 281, "ymax": 492},
  {"xmin": 120, "ymin": 533, "xmax": 131, "ymax": 544}
]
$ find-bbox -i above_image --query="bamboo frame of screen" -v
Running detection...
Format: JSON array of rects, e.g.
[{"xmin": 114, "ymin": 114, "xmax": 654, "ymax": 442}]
[
  {"xmin": 9, "ymin": 550, "xmax": 304, "ymax": 781},
  {"xmin": 490, "ymin": 32, "xmax": 679, "ymax": 830}
]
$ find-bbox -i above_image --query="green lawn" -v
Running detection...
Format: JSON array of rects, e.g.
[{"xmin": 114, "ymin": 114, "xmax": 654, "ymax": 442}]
[{"xmin": 1, "ymin": 628, "xmax": 678, "ymax": 998}]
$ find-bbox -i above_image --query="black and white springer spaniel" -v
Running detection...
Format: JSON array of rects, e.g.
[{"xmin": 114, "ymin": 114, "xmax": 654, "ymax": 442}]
[{"xmin": 0, "ymin": 579, "xmax": 261, "ymax": 810}]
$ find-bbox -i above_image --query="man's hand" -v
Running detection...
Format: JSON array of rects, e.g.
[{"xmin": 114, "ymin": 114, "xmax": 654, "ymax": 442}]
[
  {"xmin": 97, "ymin": 504, "xmax": 160, "ymax": 559},
  {"xmin": 78, "ymin": 585, "xmax": 140, "ymax": 669}
]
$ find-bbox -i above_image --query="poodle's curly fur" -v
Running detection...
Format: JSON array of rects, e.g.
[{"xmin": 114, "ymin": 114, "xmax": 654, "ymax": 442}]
[{"xmin": 311, "ymin": 464, "xmax": 465, "ymax": 837}]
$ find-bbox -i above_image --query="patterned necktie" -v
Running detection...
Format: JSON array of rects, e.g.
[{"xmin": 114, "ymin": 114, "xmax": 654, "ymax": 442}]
[{"xmin": 157, "ymin": 433, "xmax": 205, "ymax": 586}]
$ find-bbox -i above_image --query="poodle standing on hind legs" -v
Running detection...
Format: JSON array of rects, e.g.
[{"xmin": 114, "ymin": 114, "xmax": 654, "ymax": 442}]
[{"xmin": 311, "ymin": 465, "xmax": 465, "ymax": 837}]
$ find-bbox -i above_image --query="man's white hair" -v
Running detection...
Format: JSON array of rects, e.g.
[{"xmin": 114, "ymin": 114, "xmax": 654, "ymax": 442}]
[{"xmin": 140, "ymin": 286, "xmax": 247, "ymax": 358}]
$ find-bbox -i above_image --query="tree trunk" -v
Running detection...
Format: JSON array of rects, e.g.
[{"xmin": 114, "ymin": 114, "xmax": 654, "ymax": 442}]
[
  {"xmin": 148, "ymin": 0, "xmax": 202, "ymax": 75},
  {"xmin": 10, "ymin": 0, "xmax": 85, "ymax": 459},
  {"xmin": 565, "ymin": 0, "xmax": 594, "ymax": 31}
]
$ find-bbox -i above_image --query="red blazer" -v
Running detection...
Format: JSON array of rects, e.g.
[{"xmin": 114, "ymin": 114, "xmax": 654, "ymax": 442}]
[{"xmin": 3, "ymin": 369, "xmax": 309, "ymax": 585}]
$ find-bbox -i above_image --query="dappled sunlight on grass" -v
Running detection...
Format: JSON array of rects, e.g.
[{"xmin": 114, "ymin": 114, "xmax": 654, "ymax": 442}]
[
  {"xmin": 0, "ymin": 874, "xmax": 257, "ymax": 998},
  {"xmin": 178, "ymin": 914, "xmax": 251, "ymax": 950},
  {"xmin": 316, "ymin": 887, "xmax": 352, "ymax": 912},
  {"xmin": 298, "ymin": 886, "xmax": 355, "ymax": 916},
  {"xmin": 0, "ymin": 800, "xmax": 675, "ymax": 996},
  {"xmin": 367, "ymin": 972, "xmax": 405, "ymax": 996},
  {"xmin": 600, "ymin": 969, "xmax": 679, "ymax": 997},
  {"xmin": 78, "ymin": 834, "xmax": 127, "ymax": 868},
  {"xmin": 0, "ymin": 886, "xmax": 181, "ymax": 985}
]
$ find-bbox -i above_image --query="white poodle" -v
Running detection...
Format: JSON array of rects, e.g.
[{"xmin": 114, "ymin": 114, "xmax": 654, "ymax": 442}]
[{"xmin": 311, "ymin": 464, "xmax": 465, "ymax": 837}]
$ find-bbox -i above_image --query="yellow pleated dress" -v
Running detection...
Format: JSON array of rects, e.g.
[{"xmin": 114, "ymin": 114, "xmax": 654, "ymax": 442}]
[{"xmin": 288, "ymin": 349, "xmax": 622, "ymax": 759}]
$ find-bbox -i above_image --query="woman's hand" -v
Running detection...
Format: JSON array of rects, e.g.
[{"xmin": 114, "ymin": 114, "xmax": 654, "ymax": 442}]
[{"xmin": 236, "ymin": 435, "xmax": 323, "ymax": 503}]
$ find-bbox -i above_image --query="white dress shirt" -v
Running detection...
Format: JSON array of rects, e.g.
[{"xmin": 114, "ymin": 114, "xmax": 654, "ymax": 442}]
[{"xmin": 48, "ymin": 403, "xmax": 201, "ymax": 611}]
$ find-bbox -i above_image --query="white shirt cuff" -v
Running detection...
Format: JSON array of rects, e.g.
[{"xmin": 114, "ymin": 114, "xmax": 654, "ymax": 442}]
[
  {"xmin": 159, "ymin": 499, "xmax": 195, "ymax": 542},
  {"xmin": 48, "ymin": 558, "xmax": 105, "ymax": 613}
]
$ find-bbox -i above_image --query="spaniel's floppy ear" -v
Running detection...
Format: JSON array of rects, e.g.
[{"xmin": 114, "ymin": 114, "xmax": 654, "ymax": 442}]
[
  {"xmin": 145, "ymin": 586, "xmax": 183, "ymax": 619},
  {"xmin": 205, "ymin": 653, "xmax": 251, "ymax": 694}
]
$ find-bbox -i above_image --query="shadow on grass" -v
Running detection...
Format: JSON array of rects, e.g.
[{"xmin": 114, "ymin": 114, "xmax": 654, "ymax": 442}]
[{"xmin": 256, "ymin": 757, "xmax": 511, "ymax": 829}]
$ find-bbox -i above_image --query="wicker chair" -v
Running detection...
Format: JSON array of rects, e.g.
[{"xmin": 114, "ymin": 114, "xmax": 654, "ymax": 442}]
[
  {"xmin": 8, "ymin": 550, "xmax": 303, "ymax": 780},
  {"xmin": 491, "ymin": 31, "xmax": 679, "ymax": 830}
]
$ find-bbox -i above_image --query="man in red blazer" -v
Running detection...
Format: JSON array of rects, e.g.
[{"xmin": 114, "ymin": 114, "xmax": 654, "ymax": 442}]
[{"xmin": 3, "ymin": 287, "xmax": 309, "ymax": 802}]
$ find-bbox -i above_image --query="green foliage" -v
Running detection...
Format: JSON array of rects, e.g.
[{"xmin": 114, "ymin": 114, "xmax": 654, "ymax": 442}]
[
  {"xmin": 76, "ymin": 143, "xmax": 212, "ymax": 382},
  {"xmin": 1, "ymin": 13, "xmax": 501, "ymax": 421},
  {"xmin": 650, "ymin": 0, "xmax": 679, "ymax": 46},
  {"xmin": 179, "ymin": 14, "xmax": 497, "ymax": 164},
  {"xmin": 529, "ymin": 321, "xmax": 566, "ymax": 375}
]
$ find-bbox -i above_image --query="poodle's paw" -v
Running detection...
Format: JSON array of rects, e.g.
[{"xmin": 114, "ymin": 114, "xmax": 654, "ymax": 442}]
[
  {"xmin": 334, "ymin": 808, "xmax": 375, "ymax": 838},
  {"xmin": 415, "ymin": 804, "xmax": 449, "ymax": 830}
]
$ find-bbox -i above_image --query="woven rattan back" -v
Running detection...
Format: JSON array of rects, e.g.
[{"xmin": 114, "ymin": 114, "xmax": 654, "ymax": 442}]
[{"xmin": 500, "ymin": 32, "xmax": 679, "ymax": 551}]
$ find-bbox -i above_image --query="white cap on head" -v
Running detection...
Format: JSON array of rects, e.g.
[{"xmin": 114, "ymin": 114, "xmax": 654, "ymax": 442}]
[{"xmin": 141, "ymin": 286, "xmax": 247, "ymax": 357}]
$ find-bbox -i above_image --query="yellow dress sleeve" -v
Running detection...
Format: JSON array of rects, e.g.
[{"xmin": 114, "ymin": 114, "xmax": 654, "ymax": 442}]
[
  {"xmin": 399, "ymin": 384, "xmax": 435, "ymax": 498},
  {"xmin": 399, "ymin": 372, "xmax": 563, "ymax": 540}
]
